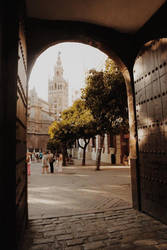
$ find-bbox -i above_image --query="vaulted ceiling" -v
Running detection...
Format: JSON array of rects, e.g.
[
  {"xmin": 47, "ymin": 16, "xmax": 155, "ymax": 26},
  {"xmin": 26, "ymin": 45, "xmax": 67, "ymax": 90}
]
[{"xmin": 26, "ymin": 0, "xmax": 165, "ymax": 33}]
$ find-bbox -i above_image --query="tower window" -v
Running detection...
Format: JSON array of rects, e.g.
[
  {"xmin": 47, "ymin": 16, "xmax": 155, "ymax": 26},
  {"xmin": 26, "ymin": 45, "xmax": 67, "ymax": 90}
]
[{"xmin": 55, "ymin": 83, "xmax": 57, "ymax": 89}]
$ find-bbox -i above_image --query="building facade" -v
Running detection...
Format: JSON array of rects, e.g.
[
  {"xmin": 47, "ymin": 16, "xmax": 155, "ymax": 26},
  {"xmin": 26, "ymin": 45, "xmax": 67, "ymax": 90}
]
[
  {"xmin": 27, "ymin": 87, "xmax": 54, "ymax": 152},
  {"xmin": 27, "ymin": 52, "xmax": 69, "ymax": 152},
  {"xmin": 48, "ymin": 51, "xmax": 69, "ymax": 120},
  {"xmin": 73, "ymin": 133, "xmax": 129, "ymax": 165}
]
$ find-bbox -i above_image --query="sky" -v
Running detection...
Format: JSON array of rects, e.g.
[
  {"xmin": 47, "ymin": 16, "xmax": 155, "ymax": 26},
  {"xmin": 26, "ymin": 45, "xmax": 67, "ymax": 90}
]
[{"xmin": 28, "ymin": 42, "xmax": 108, "ymax": 105}]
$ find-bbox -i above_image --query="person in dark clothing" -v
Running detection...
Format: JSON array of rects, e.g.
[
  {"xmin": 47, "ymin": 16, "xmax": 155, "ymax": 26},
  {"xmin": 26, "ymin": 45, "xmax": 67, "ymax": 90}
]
[{"xmin": 48, "ymin": 151, "xmax": 55, "ymax": 173}]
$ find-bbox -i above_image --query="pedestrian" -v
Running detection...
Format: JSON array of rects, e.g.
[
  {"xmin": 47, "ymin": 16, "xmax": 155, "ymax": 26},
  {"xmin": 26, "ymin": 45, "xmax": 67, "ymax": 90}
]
[
  {"xmin": 123, "ymin": 154, "xmax": 128, "ymax": 166},
  {"xmin": 39, "ymin": 152, "xmax": 43, "ymax": 159},
  {"xmin": 35, "ymin": 153, "xmax": 39, "ymax": 162},
  {"xmin": 48, "ymin": 151, "xmax": 55, "ymax": 173},
  {"xmin": 26, "ymin": 152, "xmax": 31, "ymax": 176},
  {"xmin": 58, "ymin": 153, "xmax": 63, "ymax": 173},
  {"xmin": 41, "ymin": 152, "xmax": 49, "ymax": 174},
  {"xmin": 54, "ymin": 154, "xmax": 59, "ymax": 173}
]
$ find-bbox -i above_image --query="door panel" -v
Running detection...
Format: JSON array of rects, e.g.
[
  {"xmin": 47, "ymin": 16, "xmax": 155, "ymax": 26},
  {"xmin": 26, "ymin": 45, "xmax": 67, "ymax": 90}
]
[{"xmin": 134, "ymin": 39, "xmax": 167, "ymax": 224}]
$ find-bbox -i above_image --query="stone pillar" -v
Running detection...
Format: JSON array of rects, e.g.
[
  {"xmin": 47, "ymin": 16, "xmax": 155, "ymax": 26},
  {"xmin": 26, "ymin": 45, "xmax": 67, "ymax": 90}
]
[
  {"xmin": 0, "ymin": 2, "xmax": 19, "ymax": 249},
  {"xmin": 122, "ymin": 67, "xmax": 141, "ymax": 211}
]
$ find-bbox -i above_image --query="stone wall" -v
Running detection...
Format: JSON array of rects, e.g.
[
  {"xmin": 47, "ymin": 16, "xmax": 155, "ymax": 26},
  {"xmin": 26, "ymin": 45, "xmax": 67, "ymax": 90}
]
[
  {"xmin": 0, "ymin": 3, "xmax": 20, "ymax": 249},
  {"xmin": 16, "ymin": 22, "xmax": 28, "ymax": 246}
]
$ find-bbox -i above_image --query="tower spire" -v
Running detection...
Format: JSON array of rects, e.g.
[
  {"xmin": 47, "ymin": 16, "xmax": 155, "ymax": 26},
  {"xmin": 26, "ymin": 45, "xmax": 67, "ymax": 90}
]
[
  {"xmin": 48, "ymin": 51, "xmax": 68, "ymax": 120},
  {"xmin": 54, "ymin": 51, "xmax": 63, "ymax": 76}
]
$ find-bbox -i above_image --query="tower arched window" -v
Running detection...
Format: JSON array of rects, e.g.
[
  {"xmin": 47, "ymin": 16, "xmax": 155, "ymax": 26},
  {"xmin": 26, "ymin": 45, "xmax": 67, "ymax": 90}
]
[{"xmin": 55, "ymin": 83, "xmax": 57, "ymax": 89}]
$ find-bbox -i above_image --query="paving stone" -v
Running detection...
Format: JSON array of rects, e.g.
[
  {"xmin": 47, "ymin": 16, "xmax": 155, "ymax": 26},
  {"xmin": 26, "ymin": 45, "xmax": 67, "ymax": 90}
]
[
  {"xmin": 66, "ymin": 238, "xmax": 85, "ymax": 246},
  {"xmin": 33, "ymin": 237, "xmax": 55, "ymax": 245},
  {"xmin": 88, "ymin": 234, "xmax": 109, "ymax": 242},
  {"xmin": 56, "ymin": 234, "xmax": 74, "ymax": 241},
  {"xmin": 31, "ymin": 245, "xmax": 50, "ymax": 250},
  {"xmin": 75, "ymin": 231, "xmax": 92, "ymax": 238},
  {"xmin": 134, "ymin": 239, "xmax": 159, "ymax": 246},
  {"xmin": 83, "ymin": 241, "xmax": 106, "ymax": 249},
  {"xmin": 65, "ymin": 246, "xmax": 83, "ymax": 250}
]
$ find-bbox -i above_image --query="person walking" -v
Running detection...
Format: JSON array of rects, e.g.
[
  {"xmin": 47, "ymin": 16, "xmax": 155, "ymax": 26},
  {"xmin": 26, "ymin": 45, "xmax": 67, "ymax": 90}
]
[
  {"xmin": 41, "ymin": 152, "xmax": 49, "ymax": 174},
  {"xmin": 26, "ymin": 152, "xmax": 31, "ymax": 176},
  {"xmin": 58, "ymin": 153, "xmax": 63, "ymax": 173},
  {"xmin": 48, "ymin": 151, "xmax": 55, "ymax": 173},
  {"xmin": 53, "ymin": 154, "xmax": 59, "ymax": 173}
]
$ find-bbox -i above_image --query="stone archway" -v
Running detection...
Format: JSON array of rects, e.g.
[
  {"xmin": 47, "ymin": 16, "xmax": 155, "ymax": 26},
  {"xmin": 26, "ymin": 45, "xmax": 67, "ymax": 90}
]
[
  {"xmin": 15, "ymin": 14, "xmax": 167, "ymax": 248},
  {"xmin": 28, "ymin": 35, "xmax": 139, "ymax": 182},
  {"xmin": 1, "ymin": 2, "xmax": 167, "ymax": 249},
  {"xmin": 27, "ymin": 40, "xmax": 139, "ymax": 208}
]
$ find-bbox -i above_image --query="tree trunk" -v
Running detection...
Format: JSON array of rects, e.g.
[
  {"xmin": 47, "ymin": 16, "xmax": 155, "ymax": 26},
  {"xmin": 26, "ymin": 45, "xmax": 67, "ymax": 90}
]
[
  {"xmin": 62, "ymin": 145, "xmax": 67, "ymax": 166},
  {"xmin": 78, "ymin": 138, "xmax": 90, "ymax": 166},
  {"xmin": 82, "ymin": 146, "xmax": 86, "ymax": 166},
  {"xmin": 96, "ymin": 135, "xmax": 105, "ymax": 170}
]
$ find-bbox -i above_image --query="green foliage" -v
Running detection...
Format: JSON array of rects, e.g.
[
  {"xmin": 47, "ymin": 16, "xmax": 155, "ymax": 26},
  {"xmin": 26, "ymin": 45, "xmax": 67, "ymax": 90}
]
[
  {"xmin": 48, "ymin": 58, "xmax": 129, "ymax": 168},
  {"xmin": 48, "ymin": 99, "xmax": 98, "ymax": 166},
  {"xmin": 48, "ymin": 119, "xmax": 76, "ymax": 150},
  {"xmin": 48, "ymin": 99, "xmax": 97, "ymax": 151},
  {"xmin": 61, "ymin": 99, "xmax": 97, "ymax": 140},
  {"xmin": 47, "ymin": 138, "xmax": 61, "ymax": 153},
  {"xmin": 81, "ymin": 59, "xmax": 129, "ymax": 135}
]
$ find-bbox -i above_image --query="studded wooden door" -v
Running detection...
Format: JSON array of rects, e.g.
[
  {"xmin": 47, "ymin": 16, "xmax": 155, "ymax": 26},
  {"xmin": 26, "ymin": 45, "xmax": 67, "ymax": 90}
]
[{"xmin": 134, "ymin": 39, "xmax": 167, "ymax": 224}]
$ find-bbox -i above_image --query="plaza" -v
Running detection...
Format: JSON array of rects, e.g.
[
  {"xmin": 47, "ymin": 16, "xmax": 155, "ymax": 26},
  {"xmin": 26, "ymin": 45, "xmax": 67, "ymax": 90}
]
[{"xmin": 23, "ymin": 161, "xmax": 167, "ymax": 249}]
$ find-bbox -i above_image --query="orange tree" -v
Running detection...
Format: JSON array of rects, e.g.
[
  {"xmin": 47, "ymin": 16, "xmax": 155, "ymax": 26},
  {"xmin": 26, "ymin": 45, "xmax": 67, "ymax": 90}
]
[
  {"xmin": 48, "ymin": 119, "xmax": 76, "ymax": 166},
  {"xmin": 48, "ymin": 99, "xmax": 97, "ymax": 166},
  {"xmin": 81, "ymin": 59, "xmax": 128, "ymax": 170},
  {"xmin": 61, "ymin": 99, "xmax": 97, "ymax": 166}
]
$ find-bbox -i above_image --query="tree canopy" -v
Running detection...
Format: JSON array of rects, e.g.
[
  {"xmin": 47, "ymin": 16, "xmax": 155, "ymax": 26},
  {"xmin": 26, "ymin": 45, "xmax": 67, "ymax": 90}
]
[
  {"xmin": 48, "ymin": 58, "xmax": 129, "ymax": 168},
  {"xmin": 81, "ymin": 59, "xmax": 129, "ymax": 135},
  {"xmin": 48, "ymin": 99, "xmax": 97, "ymax": 165},
  {"xmin": 81, "ymin": 58, "xmax": 129, "ymax": 169},
  {"xmin": 62, "ymin": 99, "xmax": 96, "ymax": 140}
]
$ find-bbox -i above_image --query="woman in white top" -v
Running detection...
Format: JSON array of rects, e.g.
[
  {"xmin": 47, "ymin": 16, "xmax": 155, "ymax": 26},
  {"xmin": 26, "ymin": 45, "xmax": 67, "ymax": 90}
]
[
  {"xmin": 58, "ymin": 153, "xmax": 63, "ymax": 173},
  {"xmin": 41, "ymin": 152, "xmax": 49, "ymax": 174}
]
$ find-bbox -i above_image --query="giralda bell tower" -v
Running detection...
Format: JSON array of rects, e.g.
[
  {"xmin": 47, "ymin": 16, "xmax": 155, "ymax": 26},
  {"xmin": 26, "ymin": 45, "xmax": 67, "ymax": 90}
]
[{"xmin": 48, "ymin": 52, "xmax": 69, "ymax": 120}]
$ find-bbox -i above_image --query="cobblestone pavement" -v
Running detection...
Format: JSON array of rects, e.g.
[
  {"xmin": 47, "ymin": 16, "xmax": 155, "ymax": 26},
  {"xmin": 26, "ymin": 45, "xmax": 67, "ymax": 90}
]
[
  {"xmin": 23, "ymin": 207, "xmax": 167, "ymax": 250},
  {"xmin": 23, "ymin": 160, "xmax": 167, "ymax": 249}
]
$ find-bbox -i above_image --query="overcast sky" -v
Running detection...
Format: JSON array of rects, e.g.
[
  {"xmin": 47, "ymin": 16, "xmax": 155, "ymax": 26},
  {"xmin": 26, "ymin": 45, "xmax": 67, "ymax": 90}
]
[{"xmin": 28, "ymin": 42, "xmax": 107, "ymax": 105}]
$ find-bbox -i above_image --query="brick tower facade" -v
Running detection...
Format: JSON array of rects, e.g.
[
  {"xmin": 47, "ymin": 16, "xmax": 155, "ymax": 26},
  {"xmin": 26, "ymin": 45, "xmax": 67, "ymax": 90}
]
[{"xmin": 48, "ymin": 51, "xmax": 69, "ymax": 120}]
